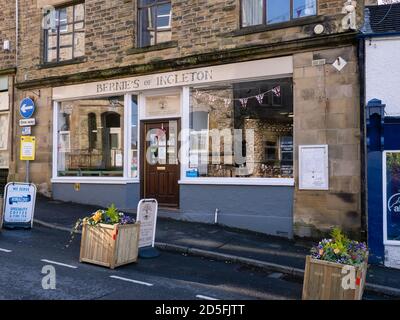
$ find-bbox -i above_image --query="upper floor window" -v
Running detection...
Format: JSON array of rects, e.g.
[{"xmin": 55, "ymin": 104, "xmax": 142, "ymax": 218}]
[
  {"xmin": 241, "ymin": 0, "xmax": 317, "ymax": 27},
  {"xmin": 44, "ymin": 3, "xmax": 85, "ymax": 63},
  {"xmin": 138, "ymin": 0, "xmax": 172, "ymax": 47}
]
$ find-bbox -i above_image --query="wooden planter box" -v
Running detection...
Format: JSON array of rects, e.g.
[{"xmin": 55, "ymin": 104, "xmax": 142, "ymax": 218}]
[
  {"xmin": 302, "ymin": 255, "xmax": 368, "ymax": 300},
  {"xmin": 79, "ymin": 222, "xmax": 140, "ymax": 269}
]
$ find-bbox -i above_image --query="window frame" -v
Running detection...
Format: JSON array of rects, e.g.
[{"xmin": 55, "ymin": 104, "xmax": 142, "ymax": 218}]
[
  {"xmin": 43, "ymin": 1, "xmax": 85, "ymax": 64},
  {"xmin": 239, "ymin": 0, "xmax": 317, "ymax": 28},
  {"xmin": 137, "ymin": 0, "xmax": 172, "ymax": 48}
]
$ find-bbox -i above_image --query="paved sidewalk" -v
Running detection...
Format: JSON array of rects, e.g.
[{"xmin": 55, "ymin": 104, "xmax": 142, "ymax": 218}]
[{"xmin": 33, "ymin": 196, "xmax": 400, "ymax": 297}]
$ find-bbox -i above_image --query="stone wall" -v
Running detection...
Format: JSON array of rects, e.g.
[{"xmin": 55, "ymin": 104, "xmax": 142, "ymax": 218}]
[
  {"xmin": 293, "ymin": 45, "xmax": 361, "ymax": 238},
  {"xmin": 16, "ymin": 0, "xmax": 364, "ymax": 86},
  {"xmin": 0, "ymin": 0, "xmax": 16, "ymax": 72}
]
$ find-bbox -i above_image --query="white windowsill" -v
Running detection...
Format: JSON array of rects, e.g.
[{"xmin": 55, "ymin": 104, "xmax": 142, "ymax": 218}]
[
  {"xmin": 51, "ymin": 178, "xmax": 140, "ymax": 185},
  {"xmin": 178, "ymin": 177, "xmax": 295, "ymax": 186},
  {"xmin": 384, "ymin": 241, "xmax": 400, "ymax": 247}
]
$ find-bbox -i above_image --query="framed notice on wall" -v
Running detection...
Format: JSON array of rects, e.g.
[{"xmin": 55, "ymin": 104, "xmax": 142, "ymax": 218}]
[{"xmin": 299, "ymin": 145, "xmax": 329, "ymax": 190}]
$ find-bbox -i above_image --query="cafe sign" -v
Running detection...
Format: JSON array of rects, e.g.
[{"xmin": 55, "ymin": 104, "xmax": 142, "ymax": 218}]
[{"xmin": 53, "ymin": 56, "xmax": 293, "ymax": 100}]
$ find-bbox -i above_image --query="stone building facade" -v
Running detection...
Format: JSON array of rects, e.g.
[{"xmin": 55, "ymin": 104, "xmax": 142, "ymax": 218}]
[{"xmin": 8, "ymin": 0, "xmax": 365, "ymax": 239}]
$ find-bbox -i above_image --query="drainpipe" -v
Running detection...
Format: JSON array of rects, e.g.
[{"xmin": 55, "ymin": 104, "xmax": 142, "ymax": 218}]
[{"xmin": 15, "ymin": 0, "xmax": 18, "ymax": 66}]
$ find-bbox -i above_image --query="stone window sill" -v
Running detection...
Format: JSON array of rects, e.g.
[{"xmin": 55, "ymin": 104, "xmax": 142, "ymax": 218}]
[
  {"xmin": 126, "ymin": 41, "xmax": 178, "ymax": 55},
  {"xmin": 227, "ymin": 15, "xmax": 326, "ymax": 37},
  {"xmin": 37, "ymin": 56, "xmax": 87, "ymax": 69}
]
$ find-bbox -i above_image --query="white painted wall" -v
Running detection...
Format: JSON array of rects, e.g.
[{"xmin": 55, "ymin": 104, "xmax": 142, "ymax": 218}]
[{"xmin": 366, "ymin": 36, "xmax": 400, "ymax": 116}]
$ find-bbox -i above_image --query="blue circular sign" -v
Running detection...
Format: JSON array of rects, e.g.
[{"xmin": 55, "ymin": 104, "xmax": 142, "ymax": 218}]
[{"xmin": 20, "ymin": 98, "xmax": 36, "ymax": 119}]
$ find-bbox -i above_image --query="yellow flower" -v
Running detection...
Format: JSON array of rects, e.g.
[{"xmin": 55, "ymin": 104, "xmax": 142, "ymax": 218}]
[
  {"xmin": 92, "ymin": 211, "xmax": 103, "ymax": 223},
  {"xmin": 319, "ymin": 249, "xmax": 324, "ymax": 255},
  {"xmin": 334, "ymin": 248, "xmax": 340, "ymax": 254}
]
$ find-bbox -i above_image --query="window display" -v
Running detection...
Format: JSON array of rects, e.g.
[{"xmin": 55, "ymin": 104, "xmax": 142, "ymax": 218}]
[
  {"xmin": 57, "ymin": 96, "xmax": 125, "ymax": 177},
  {"xmin": 189, "ymin": 78, "xmax": 293, "ymax": 179}
]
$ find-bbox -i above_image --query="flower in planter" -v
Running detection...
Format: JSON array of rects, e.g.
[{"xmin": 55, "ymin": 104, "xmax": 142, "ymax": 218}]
[
  {"xmin": 66, "ymin": 204, "xmax": 136, "ymax": 248},
  {"xmin": 310, "ymin": 228, "xmax": 368, "ymax": 266}
]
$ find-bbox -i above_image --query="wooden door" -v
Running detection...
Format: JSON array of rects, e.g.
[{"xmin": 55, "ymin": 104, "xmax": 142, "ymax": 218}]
[{"xmin": 142, "ymin": 120, "xmax": 180, "ymax": 207}]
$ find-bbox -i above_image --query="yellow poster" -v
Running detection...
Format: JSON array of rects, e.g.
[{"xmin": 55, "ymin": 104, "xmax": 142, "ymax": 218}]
[{"xmin": 20, "ymin": 136, "xmax": 36, "ymax": 161}]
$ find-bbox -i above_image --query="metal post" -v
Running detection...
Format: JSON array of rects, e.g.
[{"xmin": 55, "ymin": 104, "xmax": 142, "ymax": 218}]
[{"xmin": 25, "ymin": 160, "xmax": 29, "ymax": 183}]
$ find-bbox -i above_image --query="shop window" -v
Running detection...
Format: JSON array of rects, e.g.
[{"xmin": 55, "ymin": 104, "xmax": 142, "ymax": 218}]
[
  {"xmin": 43, "ymin": 2, "xmax": 85, "ymax": 63},
  {"xmin": 138, "ymin": 0, "xmax": 172, "ymax": 47},
  {"xmin": 57, "ymin": 96, "xmax": 124, "ymax": 177},
  {"xmin": 189, "ymin": 78, "xmax": 293, "ymax": 179},
  {"xmin": 241, "ymin": 0, "xmax": 317, "ymax": 27}
]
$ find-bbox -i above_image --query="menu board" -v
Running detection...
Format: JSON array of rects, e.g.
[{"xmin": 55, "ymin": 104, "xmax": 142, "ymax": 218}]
[
  {"xmin": 299, "ymin": 145, "xmax": 329, "ymax": 190},
  {"xmin": 136, "ymin": 199, "xmax": 158, "ymax": 248}
]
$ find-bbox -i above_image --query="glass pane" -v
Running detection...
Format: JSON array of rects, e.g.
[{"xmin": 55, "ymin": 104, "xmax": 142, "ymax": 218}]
[
  {"xmin": 241, "ymin": 0, "xmax": 263, "ymax": 27},
  {"xmin": 158, "ymin": 3, "xmax": 171, "ymax": 16},
  {"xmin": 74, "ymin": 3, "xmax": 85, "ymax": 21},
  {"xmin": 158, "ymin": 16, "xmax": 170, "ymax": 28},
  {"xmin": 59, "ymin": 33, "xmax": 73, "ymax": 47},
  {"xmin": 157, "ymin": 28, "xmax": 172, "ymax": 44},
  {"xmin": 58, "ymin": 8, "xmax": 70, "ymax": 32},
  {"xmin": 46, "ymin": 30, "xmax": 58, "ymax": 62},
  {"xmin": 58, "ymin": 97, "xmax": 125, "ymax": 177},
  {"xmin": 74, "ymin": 21, "xmax": 84, "ymax": 30},
  {"xmin": 73, "ymin": 31, "xmax": 85, "ymax": 58},
  {"xmin": 131, "ymin": 96, "xmax": 139, "ymax": 178},
  {"xmin": 189, "ymin": 79, "xmax": 293, "ymax": 179},
  {"xmin": 267, "ymin": 0, "xmax": 290, "ymax": 24},
  {"xmin": 293, "ymin": 0, "xmax": 316, "ymax": 19},
  {"xmin": 139, "ymin": 6, "xmax": 156, "ymax": 47},
  {"xmin": 59, "ymin": 45, "xmax": 73, "ymax": 61},
  {"xmin": 386, "ymin": 152, "xmax": 400, "ymax": 241},
  {"xmin": 168, "ymin": 120, "xmax": 178, "ymax": 165}
]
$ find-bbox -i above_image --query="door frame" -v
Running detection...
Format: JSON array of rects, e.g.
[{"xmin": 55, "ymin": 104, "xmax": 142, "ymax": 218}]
[{"xmin": 140, "ymin": 118, "xmax": 181, "ymax": 207}]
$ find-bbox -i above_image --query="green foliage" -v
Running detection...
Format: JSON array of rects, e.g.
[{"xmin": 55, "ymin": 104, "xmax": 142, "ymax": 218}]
[{"xmin": 105, "ymin": 203, "xmax": 120, "ymax": 224}]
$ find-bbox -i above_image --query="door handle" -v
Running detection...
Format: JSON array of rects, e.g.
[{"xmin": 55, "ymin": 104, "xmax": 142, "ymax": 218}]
[{"xmin": 157, "ymin": 167, "xmax": 166, "ymax": 171}]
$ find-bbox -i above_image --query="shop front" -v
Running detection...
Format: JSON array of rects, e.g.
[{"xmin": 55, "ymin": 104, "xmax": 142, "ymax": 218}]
[
  {"xmin": 51, "ymin": 56, "xmax": 295, "ymax": 237},
  {"xmin": 367, "ymin": 99, "xmax": 400, "ymax": 269}
]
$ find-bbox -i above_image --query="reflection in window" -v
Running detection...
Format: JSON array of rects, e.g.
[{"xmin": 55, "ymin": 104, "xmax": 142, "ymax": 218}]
[
  {"xmin": 267, "ymin": 0, "xmax": 290, "ymax": 24},
  {"xmin": 138, "ymin": 0, "xmax": 172, "ymax": 47},
  {"xmin": 57, "ymin": 97, "xmax": 124, "ymax": 177},
  {"xmin": 242, "ymin": 0, "xmax": 263, "ymax": 27},
  {"xmin": 43, "ymin": 3, "xmax": 85, "ymax": 63},
  {"xmin": 189, "ymin": 79, "xmax": 293, "ymax": 179},
  {"xmin": 241, "ymin": 0, "xmax": 316, "ymax": 27},
  {"xmin": 293, "ymin": 0, "xmax": 317, "ymax": 18}
]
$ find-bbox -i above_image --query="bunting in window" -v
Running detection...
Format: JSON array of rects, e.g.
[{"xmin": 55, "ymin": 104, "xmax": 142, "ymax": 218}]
[
  {"xmin": 272, "ymin": 86, "xmax": 281, "ymax": 98},
  {"xmin": 239, "ymin": 98, "xmax": 249, "ymax": 109},
  {"xmin": 255, "ymin": 93, "xmax": 265, "ymax": 105}
]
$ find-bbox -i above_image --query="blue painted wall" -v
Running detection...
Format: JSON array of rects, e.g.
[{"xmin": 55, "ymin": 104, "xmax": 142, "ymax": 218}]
[
  {"xmin": 52, "ymin": 183, "xmax": 294, "ymax": 238},
  {"xmin": 52, "ymin": 183, "xmax": 140, "ymax": 210},
  {"xmin": 366, "ymin": 100, "xmax": 400, "ymax": 264},
  {"xmin": 178, "ymin": 184, "xmax": 294, "ymax": 238}
]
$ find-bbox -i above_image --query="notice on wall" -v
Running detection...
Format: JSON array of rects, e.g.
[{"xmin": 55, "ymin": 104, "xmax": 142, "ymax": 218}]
[
  {"xmin": 299, "ymin": 145, "xmax": 329, "ymax": 190},
  {"xmin": 20, "ymin": 136, "xmax": 36, "ymax": 161},
  {"xmin": 136, "ymin": 199, "xmax": 158, "ymax": 248},
  {"xmin": 2, "ymin": 182, "xmax": 37, "ymax": 228}
]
